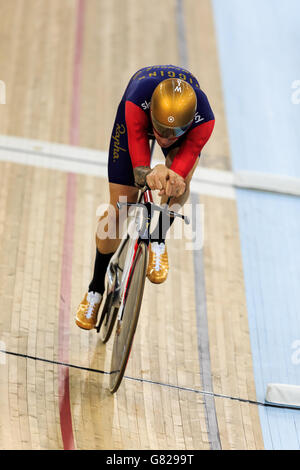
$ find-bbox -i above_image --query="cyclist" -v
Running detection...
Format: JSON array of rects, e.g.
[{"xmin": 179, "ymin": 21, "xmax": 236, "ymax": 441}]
[{"xmin": 75, "ymin": 64, "xmax": 215, "ymax": 330}]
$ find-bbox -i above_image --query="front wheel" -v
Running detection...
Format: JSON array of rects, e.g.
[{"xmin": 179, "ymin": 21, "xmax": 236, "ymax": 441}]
[
  {"xmin": 98, "ymin": 290, "xmax": 119, "ymax": 343},
  {"xmin": 109, "ymin": 242, "xmax": 148, "ymax": 393}
]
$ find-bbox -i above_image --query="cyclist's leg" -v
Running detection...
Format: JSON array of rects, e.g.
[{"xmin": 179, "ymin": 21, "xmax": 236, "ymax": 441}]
[
  {"xmin": 76, "ymin": 180, "xmax": 138, "ymax": 329},
  {"xmin": 96, "ymin": 183, "xmax": 139, "ymax": 338},
  {"xmin": 76, "ymin": 97, "xmax": 138, "ymax": 330},
  {"xmin": 89, "ymin": 96, "xmax": 139, "ymax": 294},
  {"xmin": 96, "ymin": 182, "xmax": 139, "ymax": 254}
]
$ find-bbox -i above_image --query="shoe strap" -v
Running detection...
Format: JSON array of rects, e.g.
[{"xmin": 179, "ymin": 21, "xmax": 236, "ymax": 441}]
[
  {"xmin": 86, "ymin": 291, "xmax": 101, "ymax": 319},
  {"xmin": 151, "ymin": 242, "xmax": 166, "ymax": 272}
]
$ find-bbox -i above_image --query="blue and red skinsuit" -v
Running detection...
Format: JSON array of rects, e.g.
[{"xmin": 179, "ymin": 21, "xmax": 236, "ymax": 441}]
[{"xmin": 108, "ymin": 65, "xmax": 215, "ymax": 186}]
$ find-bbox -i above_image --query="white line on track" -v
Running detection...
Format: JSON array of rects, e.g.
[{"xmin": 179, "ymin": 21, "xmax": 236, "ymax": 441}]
[{"xmin": 0, "ymin": 135, "xmax": 299, "ymax": 199}]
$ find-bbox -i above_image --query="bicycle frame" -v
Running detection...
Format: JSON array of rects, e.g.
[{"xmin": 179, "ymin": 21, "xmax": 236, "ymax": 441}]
[{"xmin": 104, "ymin": 187, "xmax": 153, "ymax": 324}]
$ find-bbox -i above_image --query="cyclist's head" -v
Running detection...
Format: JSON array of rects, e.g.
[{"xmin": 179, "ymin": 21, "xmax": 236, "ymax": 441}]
[{"xmin": 150, "ymin": 78, "xmax": 197, "ymax": 139}]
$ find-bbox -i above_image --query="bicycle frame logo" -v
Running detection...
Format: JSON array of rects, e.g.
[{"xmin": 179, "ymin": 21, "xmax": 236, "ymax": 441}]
[
  {"xmin": 0, "ymin": 80, "xmax": 6, "ymax": 104},
  {"xmin": 96, "ymin": 197, "xmax": 205, "ymax": 251}
]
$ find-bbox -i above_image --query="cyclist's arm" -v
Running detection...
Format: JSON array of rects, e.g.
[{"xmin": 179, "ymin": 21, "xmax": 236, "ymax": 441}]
[
  {"xmin": 125, "ymin": 100, "xmax": 152, "ymax": 187},
  {"xmin": 170, "ymin": 120, "xmax": 215, "ymax": 179},
  {"xmin": 125, "ymin": 100, "xmax": 151, "ymax": 168}
]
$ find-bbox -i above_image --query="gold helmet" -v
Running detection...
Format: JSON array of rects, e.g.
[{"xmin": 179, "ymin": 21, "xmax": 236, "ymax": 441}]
[{"xmin": 150, "ymin": 78, "xmax": 197, "ymax": 138}]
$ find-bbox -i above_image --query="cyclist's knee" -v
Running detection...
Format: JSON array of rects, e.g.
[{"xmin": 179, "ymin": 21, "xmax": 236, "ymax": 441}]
[
  {"xmin": 96, "ymin": 206, "xmax": 119, "ymax": 244},
  {"xmin": 109, "ymin": 182, "xmax": 138, "ymax": 207}
]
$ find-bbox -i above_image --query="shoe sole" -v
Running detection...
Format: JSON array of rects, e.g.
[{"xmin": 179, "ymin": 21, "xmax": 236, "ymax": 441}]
[
  {"xmin": 75, "ymin": 318, "xmax": 96, "ymax": 330},
  {"xmin": 146, "ymin": 274, "xmax": 168, "ymax": 284}
]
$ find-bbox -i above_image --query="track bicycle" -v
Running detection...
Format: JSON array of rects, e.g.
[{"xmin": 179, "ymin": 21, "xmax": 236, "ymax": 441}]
[{"xmin": 96, "ymin": 143, "xmax": 190, "ymax": 393}]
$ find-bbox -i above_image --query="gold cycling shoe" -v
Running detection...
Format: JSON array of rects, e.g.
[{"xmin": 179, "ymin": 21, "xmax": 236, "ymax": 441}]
[
  {"xmin": 147, "ymin": 242, "xmax": 169, "ymax": 284},
  {"xmin": 75, "ymin": 291, "xmax": 102, "ymax": 330}
]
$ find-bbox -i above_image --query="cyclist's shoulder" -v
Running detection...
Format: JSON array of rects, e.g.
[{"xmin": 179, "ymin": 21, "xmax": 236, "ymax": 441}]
[
  {"xmin": 124, "ymin": 67, "xmax": 160, "ymax": 107},
  {"xmin": 192, "ymin": 85, "xmax": 214, "ymax": 119},
  {"xmin": 129, "ymin": 65, "xmax": 201, "ymax": 87},
  {"xmin": 125, "ymin": 65, "xmax": 196, "ymax": 103}
]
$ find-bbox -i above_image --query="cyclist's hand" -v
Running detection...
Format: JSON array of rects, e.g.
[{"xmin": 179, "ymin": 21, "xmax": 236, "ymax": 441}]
[
  {"xmin": 146, "ymin": 164, "xmax": 169, "ymax": 194},
  {"xmin": 146, "ymin": 164, "xmax": 186, "ymax": 197},
  {"xmin": 165, "ymin": 169, "xmax": 186, "ymax": 197}
]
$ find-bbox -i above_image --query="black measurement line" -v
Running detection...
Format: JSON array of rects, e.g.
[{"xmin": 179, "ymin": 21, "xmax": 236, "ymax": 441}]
[
  {"xmin": 0, "ymin": 349, "xmax": 110, "ymax": 375},
  {"xmin": 124, "ymin": 375, "xmax": 300, "ymax": 411},
  {"xmin": 1, "ymin": 348, "xmax": 300, "ymax": 411}
]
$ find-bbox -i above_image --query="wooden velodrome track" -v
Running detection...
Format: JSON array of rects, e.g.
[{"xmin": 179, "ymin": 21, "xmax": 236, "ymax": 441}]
[{"xmin": 0, "ymin": 0, "xmax": 265, "ymax": 450}]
